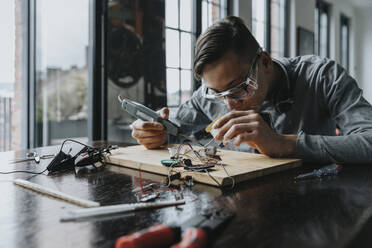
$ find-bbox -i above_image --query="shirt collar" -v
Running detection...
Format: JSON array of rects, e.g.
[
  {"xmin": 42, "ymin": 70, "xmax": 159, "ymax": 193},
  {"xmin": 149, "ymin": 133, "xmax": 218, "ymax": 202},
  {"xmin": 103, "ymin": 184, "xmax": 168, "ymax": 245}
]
[{"xmin": 264, "ymin": 58, "xmax": 294, "ymax": 114}]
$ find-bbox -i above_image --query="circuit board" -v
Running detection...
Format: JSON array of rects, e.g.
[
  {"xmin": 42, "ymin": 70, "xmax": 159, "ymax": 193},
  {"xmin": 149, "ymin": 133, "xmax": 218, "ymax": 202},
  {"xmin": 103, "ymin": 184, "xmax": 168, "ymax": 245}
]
[{"xmin": 104, "ymin": 145, "xmax": 302, "ymax": 187}]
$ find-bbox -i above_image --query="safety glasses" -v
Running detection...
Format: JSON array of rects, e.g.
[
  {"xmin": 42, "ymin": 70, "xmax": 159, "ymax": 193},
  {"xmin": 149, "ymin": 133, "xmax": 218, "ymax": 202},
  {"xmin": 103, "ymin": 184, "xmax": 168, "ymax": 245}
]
[{"xmin": 202, "ymin": 47, "xmax": 262, "ymax": 103}]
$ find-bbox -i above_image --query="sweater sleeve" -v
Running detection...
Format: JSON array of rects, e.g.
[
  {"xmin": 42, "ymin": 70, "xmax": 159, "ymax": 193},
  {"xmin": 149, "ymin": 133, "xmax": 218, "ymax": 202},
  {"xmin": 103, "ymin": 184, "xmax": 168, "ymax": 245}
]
[
  {"xmin": 295, "ymin": 61, "xmax": 372, "ymax": 164},
  {"xmin": 167, "ymin": 88, "xmax": 212, "ymax": 144}
]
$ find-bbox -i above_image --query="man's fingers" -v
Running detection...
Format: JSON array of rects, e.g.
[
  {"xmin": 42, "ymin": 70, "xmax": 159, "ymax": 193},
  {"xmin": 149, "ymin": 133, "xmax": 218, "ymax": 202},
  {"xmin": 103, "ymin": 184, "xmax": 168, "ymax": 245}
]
[
  {"xmin": 137, "ymin": 136, "xmax": 165, "ymax": 145},
  {"xmin": 132, "ymin": 119, "xmax": 164, "ymax": 130},
  {"xmin": 137, "ymin": 134, "xmax": 167, "ymax": 147},
  {"xmin": 233, "ymin": 132, "xmax": 257, "ymax": 146},
  {"xmin": 223, "ymin": 122, "xmax": 259, "ymax": 141},
  {"xmin": 213, "ymin": 114, "xmax": 260, "ymax": 140},
  {"xmin": 213, "ymin": 110, "xmax": 256, "ymax": 129},
  {"xmin": 132, "ymin": 129, "xmax": 165, "ymax": 139},
  {"xmin": 143, "ymin": 143, "xmax": 165, "ymax": 150},
  {"xmin": 157, "ymin": 107, "xmax": 169, "ymax": 119}
]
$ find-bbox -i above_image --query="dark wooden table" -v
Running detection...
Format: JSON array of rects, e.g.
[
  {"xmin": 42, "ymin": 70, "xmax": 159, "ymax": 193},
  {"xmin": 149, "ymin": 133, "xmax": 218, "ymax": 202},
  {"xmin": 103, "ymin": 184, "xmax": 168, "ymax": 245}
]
[{"xmin": 1, "ymin": 141, "xmax": 372, "ymax": 248}]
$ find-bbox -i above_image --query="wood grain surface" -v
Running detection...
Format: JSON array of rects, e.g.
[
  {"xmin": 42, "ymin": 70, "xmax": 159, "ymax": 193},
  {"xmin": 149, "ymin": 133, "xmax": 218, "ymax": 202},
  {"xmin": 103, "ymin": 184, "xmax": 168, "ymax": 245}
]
[{"xmin": 104, "ymin": 145, "xmax": 302, "ymax": 186}]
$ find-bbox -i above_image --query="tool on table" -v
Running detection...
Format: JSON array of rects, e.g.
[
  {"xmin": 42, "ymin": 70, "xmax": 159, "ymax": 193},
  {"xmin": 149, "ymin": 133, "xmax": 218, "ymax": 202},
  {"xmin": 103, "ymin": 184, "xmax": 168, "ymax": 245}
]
[
  {"xmin": 295, "ymin": 163, "xmax": 343, "ymax": 180},
  {"xmin": 14, "ymin": 179, "xmax": 100, "ymax": 208},
  {"xmin": 47, "ymin": 140, "xmax": 118, "ymax": 174},
  {"xmin": 11, "ymin": 152, "xmax": 55, "ymax": 164},
  {"xmin": 118, "ymin": 96, "xmax": 203, "ymax": 146},
  {"xmin": 115, "ymin": 208, "xmax": 234, "ymax": 248},
  {"xmin": 60, "ymin": 199, "xmax": 185, "ymax": 222},
  {"xmin": 74, "ymin": 145, "xmax": 118, "ymax": 175}
]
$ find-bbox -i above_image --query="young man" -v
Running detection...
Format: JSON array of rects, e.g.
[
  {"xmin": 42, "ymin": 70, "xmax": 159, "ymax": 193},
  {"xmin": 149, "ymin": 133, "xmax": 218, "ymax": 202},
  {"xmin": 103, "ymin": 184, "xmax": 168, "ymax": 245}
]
[{"xmin": 131, "ymin": 16, "xmax": 372, "ymax": 164}]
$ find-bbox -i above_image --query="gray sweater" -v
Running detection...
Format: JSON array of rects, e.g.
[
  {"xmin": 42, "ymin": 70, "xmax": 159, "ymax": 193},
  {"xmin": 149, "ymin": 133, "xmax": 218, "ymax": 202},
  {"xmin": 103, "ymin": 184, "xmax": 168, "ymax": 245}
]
[{"xmin": 169, "ymin": 55, "xmax": 372, "ymax": 164}]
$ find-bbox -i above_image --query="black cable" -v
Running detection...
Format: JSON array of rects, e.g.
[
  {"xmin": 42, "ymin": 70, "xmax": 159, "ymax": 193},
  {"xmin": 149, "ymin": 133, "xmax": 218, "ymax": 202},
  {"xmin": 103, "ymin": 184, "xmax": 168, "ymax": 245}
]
[
  {"xmin": 0, "ymin": 168, "xmax": 48, "ymax": 175},
  {"xmin": 1, "ymin": 139, "xmax": 89, "ymax": 176},
  {"xmin": 59, "ymin": 139, "xmax": 90, "ymax": 151},
  {"xmin": 59, "ymin": 139, "xmax": 97, "ymax": 165},
  {"xmin": 1, "ymin": 139, "xmax": 114, "ymax": 178}
]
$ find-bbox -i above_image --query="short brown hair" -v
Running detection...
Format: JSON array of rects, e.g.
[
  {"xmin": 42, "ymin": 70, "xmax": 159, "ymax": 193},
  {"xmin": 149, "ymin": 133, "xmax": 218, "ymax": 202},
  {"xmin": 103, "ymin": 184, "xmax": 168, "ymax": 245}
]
[{"xmin": 193, "ymin": 16, "xmax": 260, "ymax": 81}]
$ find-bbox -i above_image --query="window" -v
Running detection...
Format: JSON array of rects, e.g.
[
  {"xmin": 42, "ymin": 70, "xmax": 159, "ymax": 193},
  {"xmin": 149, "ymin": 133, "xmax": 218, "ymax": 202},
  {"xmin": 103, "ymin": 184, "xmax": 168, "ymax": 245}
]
[
  {"xmin": 165, "ymin": 0, "xmax": 229, "ymax": 107},
  {"xmin": 340, "ymin": 14, "xmax": 350, "ymax": 71},
  {"xmin": 12, "ymin": 0, "xmax": 232, "ymax": 146},
  {"xmin": 252, "ymin": 0, "xmax": 287, "ymax": 57},
  {"xmin": 0, "ymin": 0, "xmax": 29, "ymax": 151},
  {"xmin": 201, "ymin": 0, "xmax": 228, "ymax": 32},
  {"xmin": 165, "ymin": 0, "xmax": 195, "ymax": 107},
  {"xmin": 270, "ymin": 0, "xmax": 286, "ymax": 58},
  {"xmin": 0, "ymin": 0, "xmax": 15, "ymax": 151},
  {"xmin": 315, "ymin": 0, "xmax": 330, "ymax": 58},
  {"xmin": 106, "ymin": 0, "xmax": 167, "ymax": 143},
  {"xmin": 252, "ymin": 0, "xmax": 268, "ymax": 50},
  {"xmin": 34, "ymin": 0, "xmax": 89, "ymax": 146}
]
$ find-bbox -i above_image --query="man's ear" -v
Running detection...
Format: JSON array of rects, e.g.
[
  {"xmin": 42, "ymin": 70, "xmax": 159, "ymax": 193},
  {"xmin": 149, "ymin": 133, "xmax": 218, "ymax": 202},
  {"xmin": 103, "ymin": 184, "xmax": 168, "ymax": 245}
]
[{"xmin": 261, "ymin": 52, "xmax": 273, "ymax": 71}]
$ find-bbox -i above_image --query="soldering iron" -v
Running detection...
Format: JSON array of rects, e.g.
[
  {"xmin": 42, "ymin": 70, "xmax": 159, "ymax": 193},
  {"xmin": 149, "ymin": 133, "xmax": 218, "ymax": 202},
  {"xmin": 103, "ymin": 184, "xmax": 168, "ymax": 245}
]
[{"xmin": 118, "ymin": 95, "xmax": 202, "ymax": 146}]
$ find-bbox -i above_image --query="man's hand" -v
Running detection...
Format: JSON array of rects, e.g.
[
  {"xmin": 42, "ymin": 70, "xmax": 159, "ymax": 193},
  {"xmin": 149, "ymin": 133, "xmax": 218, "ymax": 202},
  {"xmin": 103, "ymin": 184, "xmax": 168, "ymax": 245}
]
[
  {"xmin": 212, "ymin": 110, "xmax": 297, "ymax": 157},
  {"xmin": 131, "ymin": 107, "xmax": 169, "ymax": 149}
]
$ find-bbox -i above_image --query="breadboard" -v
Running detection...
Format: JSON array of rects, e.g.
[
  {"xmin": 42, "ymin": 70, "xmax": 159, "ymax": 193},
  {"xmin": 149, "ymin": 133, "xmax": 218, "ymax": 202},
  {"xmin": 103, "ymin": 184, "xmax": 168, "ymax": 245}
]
[{"xmin": 105, "ymin": 145, "xmax": 302, "ymax": 187}]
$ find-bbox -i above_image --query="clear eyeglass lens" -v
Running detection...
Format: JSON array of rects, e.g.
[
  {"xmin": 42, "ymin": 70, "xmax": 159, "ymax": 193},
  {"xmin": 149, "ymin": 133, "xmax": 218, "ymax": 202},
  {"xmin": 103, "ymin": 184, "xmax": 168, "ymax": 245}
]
[
  {"xmin": 204, "ymin": 59, "xmax": 259, "ymax": 102},
  {"xmin": 206, "ymin": 83, "xmax": 255, "ymax": 102},
  {"xmin": 227, "ymin": 88, "xmax": 249, "ymax": 99}
]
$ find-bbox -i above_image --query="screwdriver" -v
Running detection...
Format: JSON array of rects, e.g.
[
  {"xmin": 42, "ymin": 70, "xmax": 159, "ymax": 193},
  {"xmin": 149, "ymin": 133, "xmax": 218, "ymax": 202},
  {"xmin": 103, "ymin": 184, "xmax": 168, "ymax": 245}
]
[{"xmin": 295, "ymin": 163, "xmax": 342, "ymax": 180}]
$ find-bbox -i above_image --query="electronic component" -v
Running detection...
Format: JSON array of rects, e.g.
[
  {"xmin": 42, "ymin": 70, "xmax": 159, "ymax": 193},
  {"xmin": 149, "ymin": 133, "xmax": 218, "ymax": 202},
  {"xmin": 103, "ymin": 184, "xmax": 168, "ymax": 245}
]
[
  {"xmin": 46, "ymin": 141, "xmax": 118, "ymax": 174},
  {"xmin": 74, "ymin": 149, "xmax": 106, "ymax": 175},
  {"xmin": 183, "ymin": 159, "xmax": 192, "ymax": 167},
  {"xmin": 47, "ymin": 151, "xmax": 75, "ymax": 173},
  {"xmin": 161, "ymin": 159, "xmax": 179, "ymax": 167},
  {"xmin": 204, "ymin": 146, "xmax": 217, "ymax": 156},
  {"xmin": 184, "ymin": 164, "xmax": 215, "ymax": 171},
  {"xmin": 164, "ymin": 142, "xmax": 234, "ymax": 188},
  {"xmin": 132, "ymin": 183, "xmax": 157, "ymax": 193},
  {"xmin": 139, "ymin": 192, "xmax": 160, "ymax": 202},
  {"xmin": 163, "ymin": 172, "xmax": 181, "ymax": 186}
]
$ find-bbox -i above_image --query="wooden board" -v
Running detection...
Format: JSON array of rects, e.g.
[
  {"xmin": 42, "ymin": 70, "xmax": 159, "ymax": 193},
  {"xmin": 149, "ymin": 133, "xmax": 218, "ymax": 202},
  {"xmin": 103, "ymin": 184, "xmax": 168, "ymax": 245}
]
[{"xmin": 105, "ymin": 145, "xmax": 302, "ymax": 187}]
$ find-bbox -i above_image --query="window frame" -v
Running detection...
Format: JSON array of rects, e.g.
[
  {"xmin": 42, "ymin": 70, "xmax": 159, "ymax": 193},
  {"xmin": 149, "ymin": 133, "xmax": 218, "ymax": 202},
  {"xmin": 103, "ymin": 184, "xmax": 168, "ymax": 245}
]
[
  {"xmin": 252, "ymin": 0, "xmax": 288, "ymax": 57},
  {"xmin": 27, "ymin": 0, "xmax": 36, "ymax": 148},
  {"xmin": 24, "ymin": 0, "xmax": 104, "ymax": 146},
  {"xmin": 165, "ymin": 0, "xmax": 197, "ymax": 108},
  {"xmin": 315, "ymin": 0, "xmax": 330, "ymax": 58},
  {"xmin": 24, "ymin": 0, "xmax": 231, "ymax": 145},
  {"xmin": 165, "ymin": 0, "xmax": 230, "ymax": 108},
  {"xmin": 340, "ymin": 13, "xmax": 350, "ymax": 72},
  {"xmin": 88, "ymin": 0, "xmax": 107, "ymax": 141}
]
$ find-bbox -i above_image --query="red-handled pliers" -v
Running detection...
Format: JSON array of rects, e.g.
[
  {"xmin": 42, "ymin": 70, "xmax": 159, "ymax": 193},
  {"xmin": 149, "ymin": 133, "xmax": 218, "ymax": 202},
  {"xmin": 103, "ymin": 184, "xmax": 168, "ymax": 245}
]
[{"xmin": 115, "ymin": 208, "xmax": 234, "ymax": 248}]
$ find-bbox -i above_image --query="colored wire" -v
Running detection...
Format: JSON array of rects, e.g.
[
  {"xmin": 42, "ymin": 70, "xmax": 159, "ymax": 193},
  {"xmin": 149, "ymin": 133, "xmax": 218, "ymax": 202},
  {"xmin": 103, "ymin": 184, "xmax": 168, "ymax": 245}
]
[
  {"xmin": 220, "ymin": 163, "xmax": 235, "ymax": 189},
  {"xmin": 59, "ymin": 139, "xmax": 90, "ymax": 153},
  {"xmin": 138, "ymin": 168, "xmax": 147, "ymax": 194},
  {"xmin": 205, "ymin": 169, "xmax": 222, "ymax": 187},
  {"xmin": 0, "ymin": 168, "xmax": 48, "ymax": 175},
  {"xmin": 171, "ymin": 142, "xmax": 236, "ymax": 189}
]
